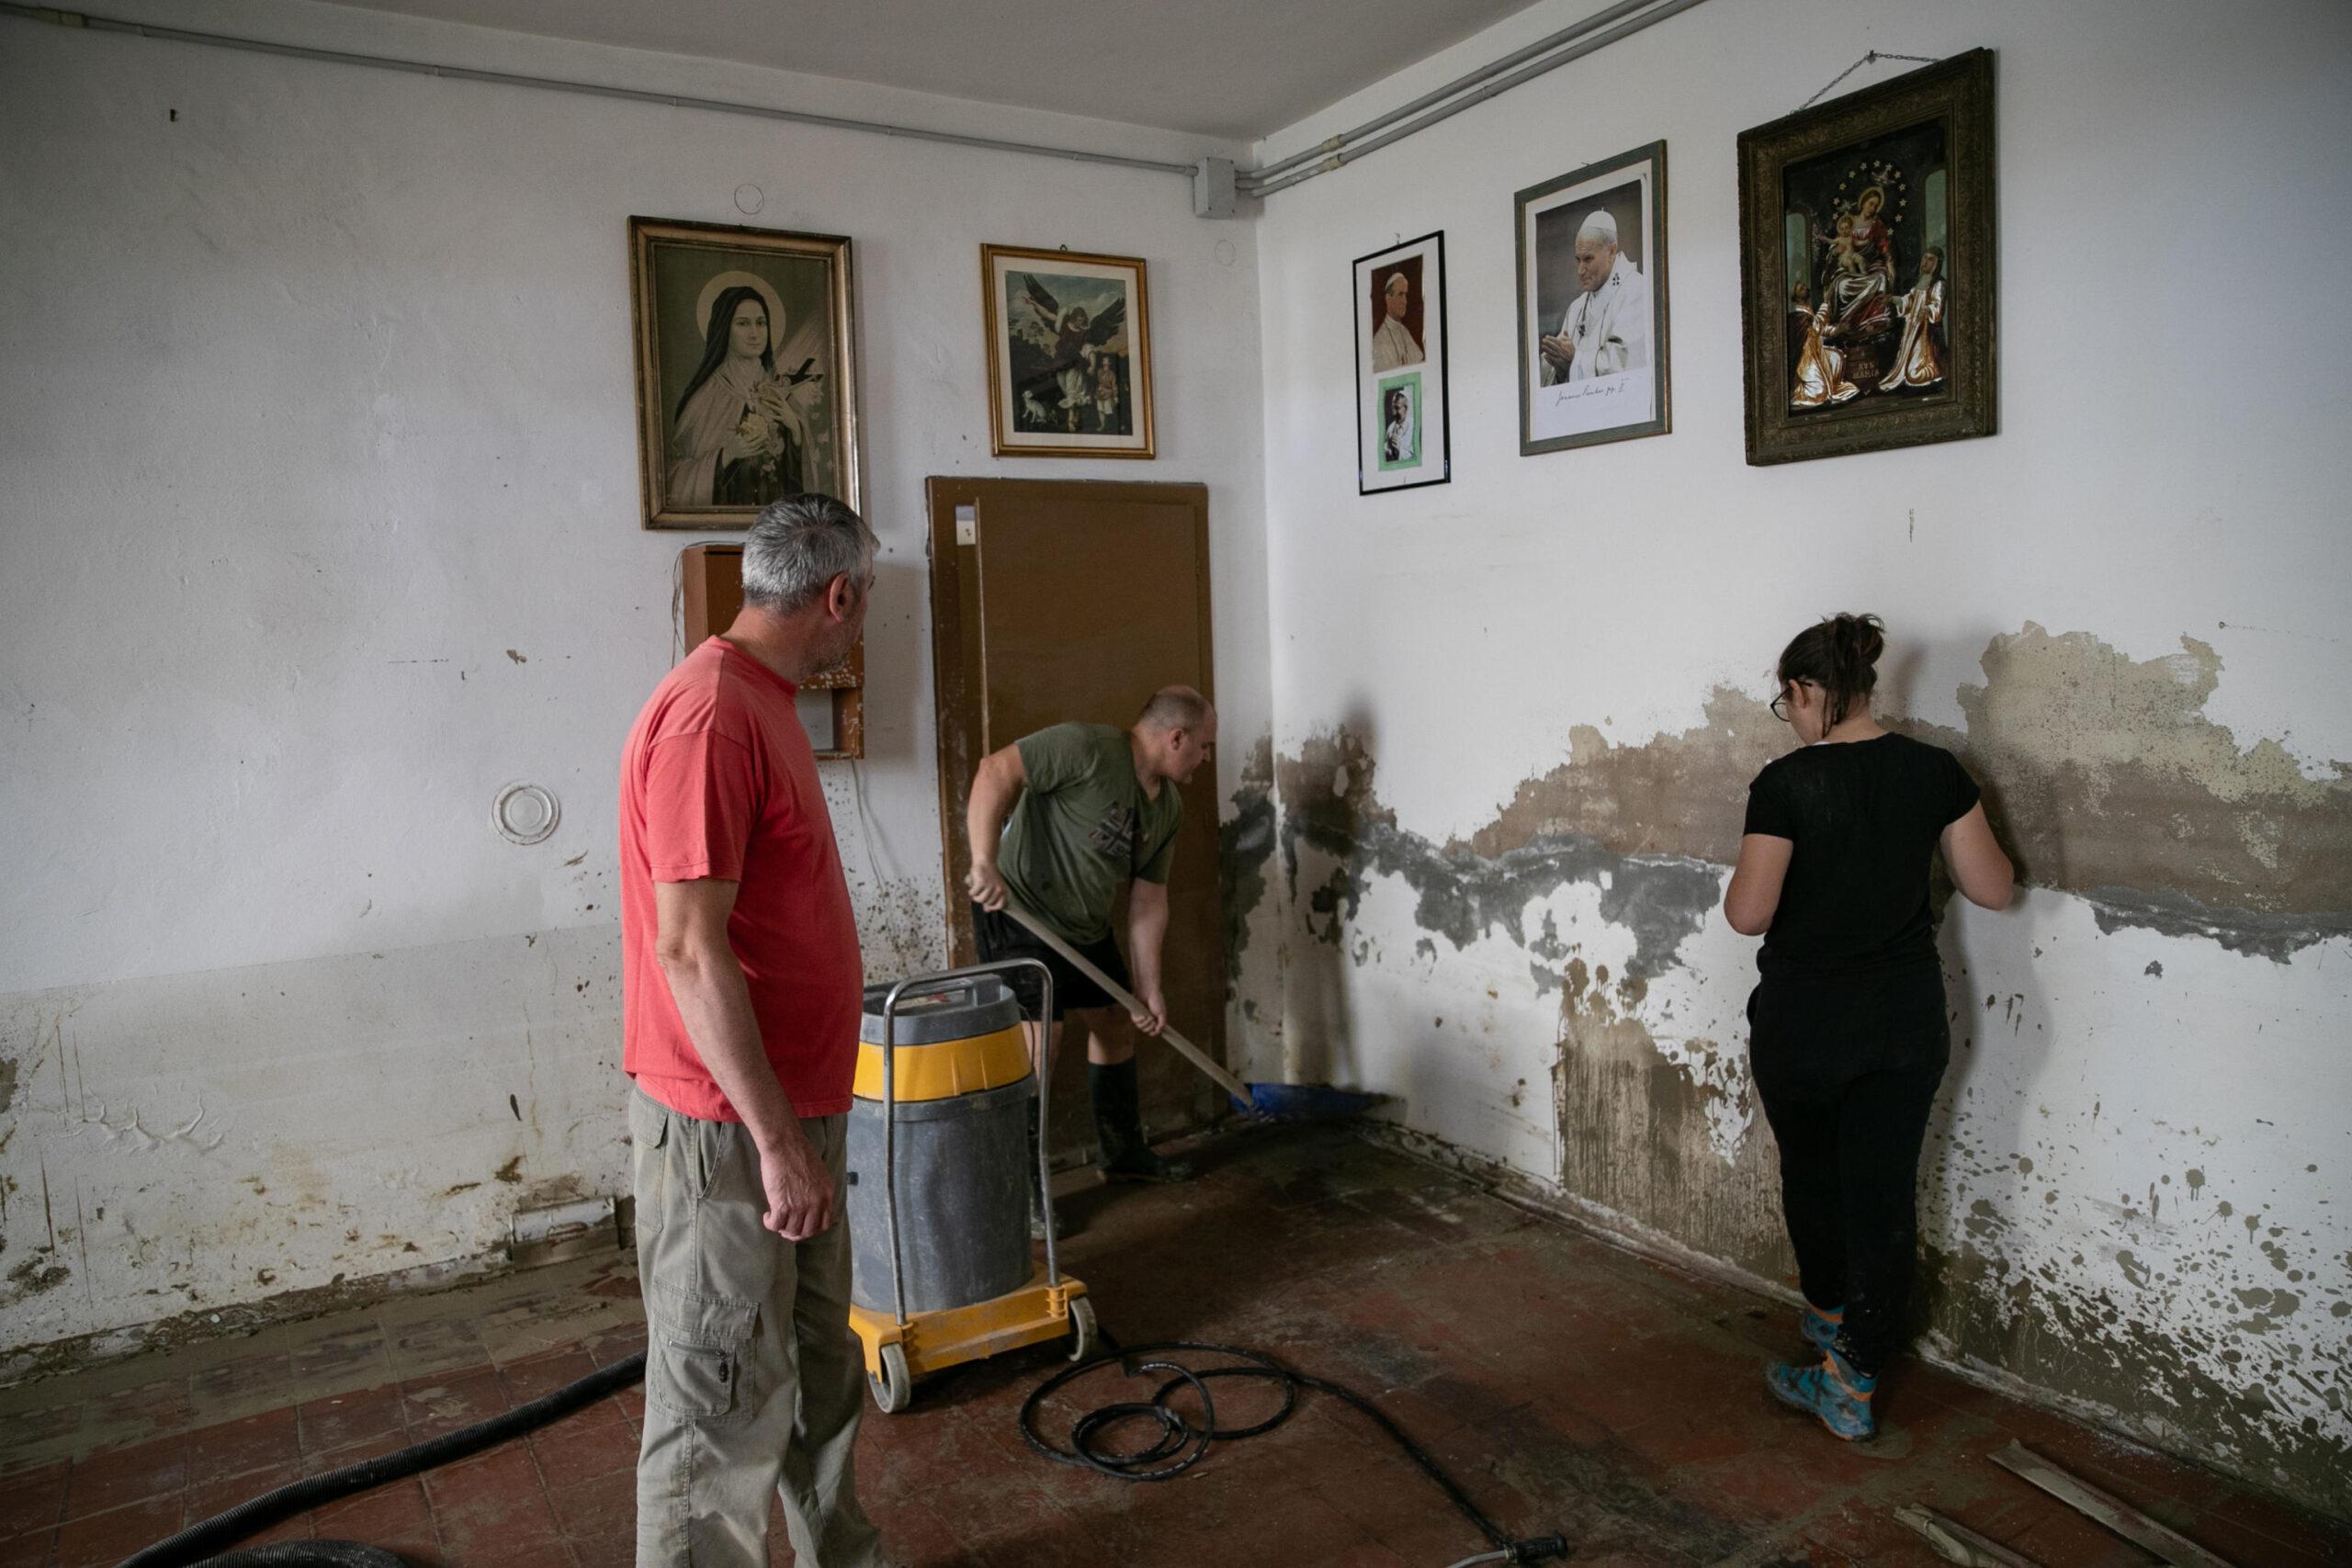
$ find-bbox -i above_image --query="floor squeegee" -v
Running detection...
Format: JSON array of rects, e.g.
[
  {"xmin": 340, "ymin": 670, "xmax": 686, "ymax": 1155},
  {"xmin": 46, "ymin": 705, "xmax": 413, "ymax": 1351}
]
[{"xmin": 1002, "ymin": 900, "xmax": 1382, "ymax": 1122}]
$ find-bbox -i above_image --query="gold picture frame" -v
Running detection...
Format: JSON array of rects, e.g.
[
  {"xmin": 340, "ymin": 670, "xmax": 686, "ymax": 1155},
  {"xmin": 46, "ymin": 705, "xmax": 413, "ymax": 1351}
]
[
  {"xmin": 628, "ymin": 217, "xmax": 862, "ymax": 529},
  {"xmin": 979, "ymin": 244, "xmax": 1155, "ymax": 459}
]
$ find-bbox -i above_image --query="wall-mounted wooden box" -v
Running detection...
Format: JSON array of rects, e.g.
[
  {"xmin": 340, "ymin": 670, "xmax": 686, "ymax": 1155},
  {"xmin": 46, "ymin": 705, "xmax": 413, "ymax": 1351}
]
[{"xmin": 679, "ymin": 543, "xmax": 865, "ymax": 760}]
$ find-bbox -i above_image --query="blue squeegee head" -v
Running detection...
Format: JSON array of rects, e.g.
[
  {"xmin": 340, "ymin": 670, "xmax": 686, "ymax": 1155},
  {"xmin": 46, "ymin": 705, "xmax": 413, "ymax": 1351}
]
[{"xmin": 1232, "ymin": 1082, "xmax": 1384, "ymax": 1122}]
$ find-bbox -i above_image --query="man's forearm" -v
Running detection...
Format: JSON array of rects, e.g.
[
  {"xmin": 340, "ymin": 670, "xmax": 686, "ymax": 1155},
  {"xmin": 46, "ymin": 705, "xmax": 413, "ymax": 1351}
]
[
  {"xmin": 660, "ymin": 942, "xmax": 798, "ymax": 1150},
  {"xmin": 1127, "ymin": 888, "xmax": 1170, "ymax": 998},
  {"xmin": 967, "ymin": 767, "xmax": 1016, "ymax": 871}
]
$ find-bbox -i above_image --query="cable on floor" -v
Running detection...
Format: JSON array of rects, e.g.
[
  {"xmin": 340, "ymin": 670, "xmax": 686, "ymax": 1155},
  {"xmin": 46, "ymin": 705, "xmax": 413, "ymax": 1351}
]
[{"xmin": 1019, "ymin": 1338, "xmax": 1572, "ymax": 1564}]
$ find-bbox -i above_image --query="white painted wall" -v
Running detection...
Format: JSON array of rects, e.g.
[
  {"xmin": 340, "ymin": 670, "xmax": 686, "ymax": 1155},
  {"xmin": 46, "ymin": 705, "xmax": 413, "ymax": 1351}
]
[
  {"xmin": 0, "ymin": 0, "xmax": 1269, "ymax": 1350},
  {"xmin": 1245, "ymin": 0, "xmax": 2352, "ymax": 1509}
]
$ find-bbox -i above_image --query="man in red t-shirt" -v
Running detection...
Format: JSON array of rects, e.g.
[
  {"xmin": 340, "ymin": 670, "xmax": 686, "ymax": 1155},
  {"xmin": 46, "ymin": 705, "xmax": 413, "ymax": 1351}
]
[{"xmin": 617, "ymin": 493, "xmax": 890, "ymax": 1568}]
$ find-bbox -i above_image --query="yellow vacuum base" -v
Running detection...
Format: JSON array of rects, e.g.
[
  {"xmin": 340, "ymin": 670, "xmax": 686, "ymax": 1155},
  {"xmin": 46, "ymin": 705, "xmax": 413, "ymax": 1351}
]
[{"xmin": 851, "ymin": 1270, "xmax": 1095, "ymax": 1412}]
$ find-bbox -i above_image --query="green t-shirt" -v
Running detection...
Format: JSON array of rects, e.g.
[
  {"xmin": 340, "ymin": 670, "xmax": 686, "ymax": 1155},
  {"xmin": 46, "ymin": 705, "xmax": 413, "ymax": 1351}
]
[{"xmin": 998, "ymin": 723, "xmax": 1183, "ymax": 945}]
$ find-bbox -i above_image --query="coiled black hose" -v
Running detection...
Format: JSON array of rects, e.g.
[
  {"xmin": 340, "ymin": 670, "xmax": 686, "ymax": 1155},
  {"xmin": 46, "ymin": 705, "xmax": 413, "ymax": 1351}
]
[
  {"xmin": 116, "ymin": 1350, "xmax": 649, "ymax": 1568},
  {"xmin": 1019, "ymin": 1340, "xmax": 1572, "ymax": 1564}
]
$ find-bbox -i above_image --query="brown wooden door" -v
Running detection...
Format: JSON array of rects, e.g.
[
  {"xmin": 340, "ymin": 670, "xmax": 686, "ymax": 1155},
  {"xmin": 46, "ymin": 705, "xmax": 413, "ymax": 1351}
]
[{"xmin": 926, "ymin": 477, "xmax": 1222, "ymax": 1145}]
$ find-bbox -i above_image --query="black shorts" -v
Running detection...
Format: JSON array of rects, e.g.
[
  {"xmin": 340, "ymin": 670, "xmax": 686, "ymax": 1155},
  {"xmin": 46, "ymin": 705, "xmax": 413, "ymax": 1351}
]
[{"xmin": 970, "ymin": 903, "xmax": 1130, "ymax": 1020}]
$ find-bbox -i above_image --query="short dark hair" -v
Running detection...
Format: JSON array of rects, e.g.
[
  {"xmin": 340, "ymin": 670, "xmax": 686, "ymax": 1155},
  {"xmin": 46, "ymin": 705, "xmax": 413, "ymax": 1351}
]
[
  {"xmin": 1777, "ymin": 613, "xmax": 1885, "ymax": 728},
  {"xmin": 741, "ymin": 494, "xmax": 876, "ymax": 613},
  {"xmin": 1136, "ymin": 685, "xmax": 1212, "ymax": 734}
]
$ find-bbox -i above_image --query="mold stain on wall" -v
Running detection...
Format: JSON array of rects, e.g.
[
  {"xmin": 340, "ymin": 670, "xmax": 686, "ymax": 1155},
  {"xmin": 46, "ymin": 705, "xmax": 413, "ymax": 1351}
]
[{"xmin": 1223, "ymin": 623, "xmax": 2352, "ymax": 1513}]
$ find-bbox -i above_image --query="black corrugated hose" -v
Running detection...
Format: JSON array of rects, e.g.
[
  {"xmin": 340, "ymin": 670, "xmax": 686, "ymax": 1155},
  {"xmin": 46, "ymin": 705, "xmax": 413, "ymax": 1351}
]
[
  {"xmin": 122, "ymin": 1337, "xmax": 1569, "ymax": 1567},
  {"xmin": 1020, "ymin": 1339, "xmax": 1573, "ymax": 1564},
  {"xmin": 115, "ymin": 1350, "xmax": 648, "ymax": 1568}
]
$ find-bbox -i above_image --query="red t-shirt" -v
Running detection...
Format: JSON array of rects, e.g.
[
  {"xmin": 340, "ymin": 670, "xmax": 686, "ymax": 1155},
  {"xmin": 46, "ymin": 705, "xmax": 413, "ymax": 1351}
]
[{"xmin": 618, "ymin": 637, "xmax": 862, "ymax": 1121}]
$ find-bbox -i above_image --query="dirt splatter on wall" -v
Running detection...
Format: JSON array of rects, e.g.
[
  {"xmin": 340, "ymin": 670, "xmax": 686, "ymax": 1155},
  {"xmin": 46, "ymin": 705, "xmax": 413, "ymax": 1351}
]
[{"xmin": 1225, "ymin": 625, "xmax": 2352, "ymax": 1515}]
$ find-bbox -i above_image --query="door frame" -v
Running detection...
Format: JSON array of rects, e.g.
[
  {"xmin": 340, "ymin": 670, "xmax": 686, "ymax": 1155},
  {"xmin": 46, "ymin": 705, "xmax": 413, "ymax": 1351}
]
[{"xmin": 922, "ymin": 475, "xmax": 1215, "ymax": 971}]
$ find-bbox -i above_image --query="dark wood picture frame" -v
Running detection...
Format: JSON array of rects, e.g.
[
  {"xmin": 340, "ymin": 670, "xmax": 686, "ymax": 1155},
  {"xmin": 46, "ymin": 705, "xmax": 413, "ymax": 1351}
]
[
  {"xmin": 628, "ymin": 217, "xmax": 862, "ymax": 529},
  {"xmin": 1737, "ymin": 50, "xmax": 1996, "ymax": 466}
]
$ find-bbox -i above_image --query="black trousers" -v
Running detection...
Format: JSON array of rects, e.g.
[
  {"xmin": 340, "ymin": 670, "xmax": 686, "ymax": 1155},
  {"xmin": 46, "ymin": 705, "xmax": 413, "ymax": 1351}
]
[{"xmin": 1749, "ymin": 976, "xmax": 1948, "ymax": 1379}]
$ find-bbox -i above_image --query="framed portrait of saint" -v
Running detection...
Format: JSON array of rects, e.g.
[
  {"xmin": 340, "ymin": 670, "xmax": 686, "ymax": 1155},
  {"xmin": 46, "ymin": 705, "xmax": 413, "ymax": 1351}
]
[
  {"xmin": 981, "ymin": 245, "xmax": 1155, "ymax": 458},
  {"xmin": 1352, "ymin": 231, "xmax": 1451, "ymax": 495},
  {"xmin": 628, "ymin": 218, "xmax": 861, "ymax": 529},
  {"xmin": 1515, "ymin": 141, "xmax": 1670, "ymax": 456},
  {"xmin": 1736, "ymin": 50, "xmax": 1995, "ymax": 465}
]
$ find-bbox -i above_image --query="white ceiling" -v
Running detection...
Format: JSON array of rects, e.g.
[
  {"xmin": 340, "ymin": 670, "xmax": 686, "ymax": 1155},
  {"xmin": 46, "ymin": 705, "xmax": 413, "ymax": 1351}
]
[{"xmin": 314, "ymin": 0, "xmax": 1541, "ymax": 141}]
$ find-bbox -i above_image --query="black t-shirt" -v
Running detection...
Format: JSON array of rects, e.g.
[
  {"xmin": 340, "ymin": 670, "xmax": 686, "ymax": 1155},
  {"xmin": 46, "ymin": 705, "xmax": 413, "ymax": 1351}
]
[{"xmin": 1742, "ymin": 732, "xmax": 1980, "ymax": 981}]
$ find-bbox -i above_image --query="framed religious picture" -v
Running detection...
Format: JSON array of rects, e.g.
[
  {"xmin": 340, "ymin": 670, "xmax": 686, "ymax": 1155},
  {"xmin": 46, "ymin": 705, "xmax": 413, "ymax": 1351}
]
[
  {"xmin": 628, "ymin": 218, "xmax": 861, "ymax": 530},
  {"xmin": 980, "ymin": 244, "xmax": 1155, "ymax": 458},
  {"xmin": 1352, "ymin": 231, "xmax": 1451, "ymax": 495},
  {"xmin": 1515, "ymin": 141, "xmax": 1670, "ymax": 456},
  {"xmin": 1736, "ymin": 49, "xmax": 1995, "ymax": 465}
]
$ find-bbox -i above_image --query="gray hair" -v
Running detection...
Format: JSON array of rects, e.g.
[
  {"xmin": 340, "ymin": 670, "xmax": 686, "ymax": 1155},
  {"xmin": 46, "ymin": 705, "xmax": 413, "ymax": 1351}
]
[
  {"xmin": 741, "ymin": 493, "xmax": 877, "ymax": 614},
  {"xmin": 1136, "ymin": 685, "xmax": 1213, "ymax": 734}
]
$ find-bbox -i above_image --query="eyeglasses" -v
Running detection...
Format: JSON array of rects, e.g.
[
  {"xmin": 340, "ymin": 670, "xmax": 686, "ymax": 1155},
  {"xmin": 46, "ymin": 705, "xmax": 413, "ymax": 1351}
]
[{"xmin": 1770, "ymin": 690, "xmax": 1792, "ymax": 723}]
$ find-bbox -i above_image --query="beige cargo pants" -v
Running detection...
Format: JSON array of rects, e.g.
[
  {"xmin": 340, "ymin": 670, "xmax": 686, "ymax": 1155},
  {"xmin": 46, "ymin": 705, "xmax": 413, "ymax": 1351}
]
[{"xmin": 630, "ymin": 1089, "xmax": 888, "ymax": 1568}]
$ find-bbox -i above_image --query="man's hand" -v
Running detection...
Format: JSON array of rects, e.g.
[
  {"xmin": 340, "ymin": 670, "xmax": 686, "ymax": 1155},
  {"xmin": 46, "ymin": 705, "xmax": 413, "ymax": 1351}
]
[
  {"xmin": 1130, "ymin": 985, "xmax": 1168, "ymax": 1039},
  {"xmin": 1540, "ymin": 334, "xmax": 1574, "ymax": 369},
  {"xmin": 755, "ymin": 1122, "xmax": 837, "ymax": 1240},
  {"xmin": 967, "ymin": 859, "xmax": 1010, "ymax": 912}
]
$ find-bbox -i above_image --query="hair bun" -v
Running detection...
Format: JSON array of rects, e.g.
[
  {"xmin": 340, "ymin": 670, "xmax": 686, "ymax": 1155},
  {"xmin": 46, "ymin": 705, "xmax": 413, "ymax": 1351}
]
[{"xmin": 1832, "ymin": 612, "xmax": 1886, "ymax": 669}]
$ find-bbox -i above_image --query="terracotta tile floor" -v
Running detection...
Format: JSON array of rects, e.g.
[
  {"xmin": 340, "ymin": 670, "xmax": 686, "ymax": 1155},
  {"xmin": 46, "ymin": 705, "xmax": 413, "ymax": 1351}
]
[{"xmin": 2, "ymin": 1124, "xmax": 2345, "ymax": 1567}]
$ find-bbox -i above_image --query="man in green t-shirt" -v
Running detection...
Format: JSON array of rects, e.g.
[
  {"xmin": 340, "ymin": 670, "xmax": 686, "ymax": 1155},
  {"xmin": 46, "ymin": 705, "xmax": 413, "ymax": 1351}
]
[{"xmin": 967, "ymin": 686, "xmax": 1216, "ymax": 1226}]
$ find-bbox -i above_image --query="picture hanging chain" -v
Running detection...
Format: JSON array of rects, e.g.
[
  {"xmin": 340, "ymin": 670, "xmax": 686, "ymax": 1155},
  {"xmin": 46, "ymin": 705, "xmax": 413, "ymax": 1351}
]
[{"xmin": 1799, "ymin": 50, "xmax": 1941, "ymax": 111}]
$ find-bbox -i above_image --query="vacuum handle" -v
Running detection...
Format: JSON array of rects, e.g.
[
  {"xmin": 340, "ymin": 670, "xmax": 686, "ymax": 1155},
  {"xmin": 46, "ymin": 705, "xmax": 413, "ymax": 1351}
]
[{"xmin": 1000, "ymin": 900, "xmax": 1254, "ymax": 1104}]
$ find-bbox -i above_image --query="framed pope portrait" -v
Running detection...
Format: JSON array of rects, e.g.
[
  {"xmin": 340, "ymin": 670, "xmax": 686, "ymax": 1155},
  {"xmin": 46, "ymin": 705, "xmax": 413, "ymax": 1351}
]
[
  {"xmin": 1352, "ymin": 231, "xmax": 1451, "ymax": 495},
  {"xmin": 1736, "ymin": 50, "xmax": 1996, "ymax": 465},
  {"xmin": 628, "ymin": 218, "xmax": 862, "ymax": 529},
  {"xmin": 1514, "ymin": 141, "xmax": 1671, "ymax": 456}
]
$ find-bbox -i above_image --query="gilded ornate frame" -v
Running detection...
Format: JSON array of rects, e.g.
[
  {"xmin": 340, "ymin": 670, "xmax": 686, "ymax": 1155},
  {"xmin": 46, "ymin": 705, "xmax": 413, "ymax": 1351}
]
[
  {"xmin": 1736, "ymin": 50, "xmax": 1996, "ymax": 466},
  {"xmin": 628, "ymin": 217, "xmax": 861, "ymax": 529},
  {"xmin": 979, "ymin": 244, "xmax": 1156, "ymax": 460}
]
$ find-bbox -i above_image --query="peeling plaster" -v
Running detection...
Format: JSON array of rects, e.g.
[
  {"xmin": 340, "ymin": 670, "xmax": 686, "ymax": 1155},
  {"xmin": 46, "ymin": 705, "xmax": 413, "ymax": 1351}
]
[
  {"xmin": 1220, "ymin": 733, "xmax": 1276, "ymax": 984},
  {"xmin": 1917, "ymin": 626, "xmax": 2352, "ymax": 959},
  {"xmin": 1553, "ymin": 958, "xmax": 1787, "ymax": 1279},
  {"xmin": 1239, "ymin": 623, "xmax": 2352, "ymax": 1513},
  {"xmin": 1275, "ymin": 731, "xmax": 1722, "ymax": 982}
]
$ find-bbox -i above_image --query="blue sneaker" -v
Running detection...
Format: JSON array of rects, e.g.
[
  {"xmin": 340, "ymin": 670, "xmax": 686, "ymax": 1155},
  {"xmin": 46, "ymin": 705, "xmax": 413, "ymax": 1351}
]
[
  {"xmin": 1767, "ymin": 1351, "xmax": 1876, "ymax": 1440},
  {"xmin": 1800, "ymin": 1303, "xmax": 1844, "ymax": 1355}
]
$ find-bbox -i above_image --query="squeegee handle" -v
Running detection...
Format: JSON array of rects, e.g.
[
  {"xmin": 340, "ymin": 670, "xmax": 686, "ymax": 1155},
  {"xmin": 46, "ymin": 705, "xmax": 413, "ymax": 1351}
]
[{"xmin": 1001, "ymin": 900, "xmax": 1254, "ymax": 1103}]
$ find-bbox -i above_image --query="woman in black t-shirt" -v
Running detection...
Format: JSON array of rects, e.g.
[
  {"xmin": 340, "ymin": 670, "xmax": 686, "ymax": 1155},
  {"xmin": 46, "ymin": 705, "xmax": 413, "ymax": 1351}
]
[{"xmin": 1724, "ymin": 614, "xmax": 2014, "ymax": 1440}]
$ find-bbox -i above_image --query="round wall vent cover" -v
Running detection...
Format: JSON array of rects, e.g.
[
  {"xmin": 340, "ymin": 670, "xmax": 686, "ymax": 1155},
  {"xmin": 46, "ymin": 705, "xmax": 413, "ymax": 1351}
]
[{"xmin": 492, "ymin": 782, "xmax": 560, "ymax": 845}]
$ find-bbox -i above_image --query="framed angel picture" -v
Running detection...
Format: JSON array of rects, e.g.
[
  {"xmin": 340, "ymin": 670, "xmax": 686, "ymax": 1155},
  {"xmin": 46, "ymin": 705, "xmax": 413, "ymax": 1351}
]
[
  {"xmin": 1352, "ymin": 231, "xmax": 1451, "ymax": 495},
  {"xmin": 628, "ymin": 217, "xmax": 860, "ymax": 530},
  {"xmin": 981, "ymin": 244, "xmax": 1155, "ymax": 458}
]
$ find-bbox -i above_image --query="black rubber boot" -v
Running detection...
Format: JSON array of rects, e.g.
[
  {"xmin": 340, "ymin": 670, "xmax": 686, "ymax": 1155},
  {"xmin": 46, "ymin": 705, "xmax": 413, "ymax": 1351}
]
[
  {"xmin": 1090, "ymin": 1058, "xmax": 1194, "ymax": 1184},
  {"xmin": 1026, "ymin": 1091, "xmax": 1069, "ymax": 1239}
]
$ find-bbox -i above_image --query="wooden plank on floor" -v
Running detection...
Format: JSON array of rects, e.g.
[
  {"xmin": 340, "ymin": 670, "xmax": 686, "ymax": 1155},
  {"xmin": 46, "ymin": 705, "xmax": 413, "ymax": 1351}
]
[
  {"xmin": 1990, "ymin": 1442, "xmax": 2237, "ymax": 1568},
  {"xmin": 1893, "ymin": 1505, "xmax": 2046, "ymax": 1568}
]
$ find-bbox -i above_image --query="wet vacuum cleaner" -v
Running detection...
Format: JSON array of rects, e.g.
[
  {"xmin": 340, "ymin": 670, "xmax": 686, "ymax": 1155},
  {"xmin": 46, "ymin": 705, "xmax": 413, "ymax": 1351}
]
[{"xmin": 846, "ymin": 962, "xmax": 1099, "ymax": 1413}]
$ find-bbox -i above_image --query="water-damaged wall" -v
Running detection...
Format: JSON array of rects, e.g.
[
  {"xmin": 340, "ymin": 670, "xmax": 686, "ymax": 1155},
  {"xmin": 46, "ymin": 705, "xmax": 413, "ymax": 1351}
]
[
  {"xmin": 0, "ymin": 2, "xmax": 1271, "ymax": 1358},
  {"xmin": 1243, "ymin": 0, "xmax": 2351, "ymax": 1516}
]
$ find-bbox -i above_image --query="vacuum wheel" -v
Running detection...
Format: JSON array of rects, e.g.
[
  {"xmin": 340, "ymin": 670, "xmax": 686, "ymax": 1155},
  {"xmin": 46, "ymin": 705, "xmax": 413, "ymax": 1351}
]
[
  {"xmin": 868, "ymin": 1341, "xmax": 912, "ymax": 1415},
  {"xmin": 1066, "ymin": 1296, "xmax": 1100, "ymax": 1362}
]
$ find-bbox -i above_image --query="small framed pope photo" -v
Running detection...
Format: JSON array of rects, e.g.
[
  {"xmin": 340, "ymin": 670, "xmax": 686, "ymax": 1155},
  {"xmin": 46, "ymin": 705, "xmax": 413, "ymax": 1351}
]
[
  {"xmin": 1352, "ymin": 231, "xmax": 1450, "ymax": 495},
  {"xmin": 1514, "ymin": 141, "xmax": 1670, "ymax": 456}
]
